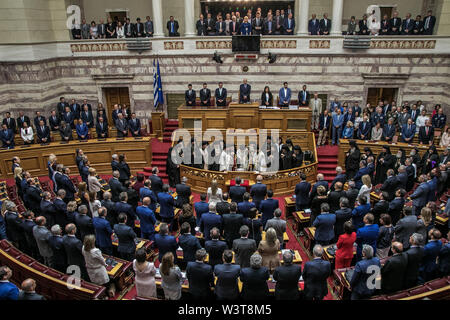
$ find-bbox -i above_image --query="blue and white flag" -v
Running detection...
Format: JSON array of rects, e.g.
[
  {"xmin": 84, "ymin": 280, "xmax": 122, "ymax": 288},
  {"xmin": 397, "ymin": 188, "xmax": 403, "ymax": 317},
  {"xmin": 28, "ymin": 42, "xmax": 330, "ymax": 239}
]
[{"xmin": 153, "ymin": 59, "xmax": 164, "ymax": 108}]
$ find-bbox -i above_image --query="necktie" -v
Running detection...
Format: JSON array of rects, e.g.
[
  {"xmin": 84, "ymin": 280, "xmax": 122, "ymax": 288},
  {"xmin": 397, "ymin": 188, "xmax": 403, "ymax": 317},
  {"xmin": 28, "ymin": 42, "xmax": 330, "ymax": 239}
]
[
  {"xmin": 7, "ymin": 119, "xmax": 9, "ymax": 125},
  {"xmin": 426, "ymin": 127, "xmax": 429, "ymax": 135},
  {"xmin": 41, "ymin": 126, "xmax": 44, "ymax": 132},
  {"xmin": 269, "ymin": 21, "xmax": 272, "ymax": 30},
  {"xmin": 171, "ymin": 22, "xmax": 174, "ymax": 33},
  {"xmin": 425, "ymin": 17, "xmax": 429, "ymax": 29},
  {"xmin": 408, "ymin": 125, "xmax": 411, "ymax": 131},
  {"xmin": 26, "ymin": 129, "xmax": 28, "ymax": 134},
  {"xmin": 288, "ymin": 19, "xmax": 291, "ymax": 28}
]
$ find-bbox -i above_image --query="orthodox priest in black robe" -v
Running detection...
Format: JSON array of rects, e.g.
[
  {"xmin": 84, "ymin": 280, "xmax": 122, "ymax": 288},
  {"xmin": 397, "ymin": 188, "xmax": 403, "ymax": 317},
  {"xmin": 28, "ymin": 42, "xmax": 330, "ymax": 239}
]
[{"xmin": 374, "ymin": 145, "xmax": 396, "ymax": 185}]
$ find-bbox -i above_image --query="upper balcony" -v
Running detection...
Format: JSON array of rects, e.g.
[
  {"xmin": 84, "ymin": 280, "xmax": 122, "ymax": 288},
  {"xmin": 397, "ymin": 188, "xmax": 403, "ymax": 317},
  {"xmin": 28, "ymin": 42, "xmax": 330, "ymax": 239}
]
[{"xmin": 0, "ymin": 35, "xmax": 449, "ymax": 62}]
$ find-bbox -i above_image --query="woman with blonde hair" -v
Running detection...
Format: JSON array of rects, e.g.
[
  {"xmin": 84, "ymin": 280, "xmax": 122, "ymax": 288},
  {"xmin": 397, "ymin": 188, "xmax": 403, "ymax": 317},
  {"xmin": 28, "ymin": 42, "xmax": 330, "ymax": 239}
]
[
  {"xmin": 77, "ymin": 181, "xmax": 91, "ymax": 215},
  {"xmin": 178, "ymin": 203, "xmax": 196, "ymax": 235},
  {"xmin": 82, "ymin": 234, "xmax": 109, "ymax": 286},
  {"xmin": 440, "ymin": 127, "xmax": 450, "ymax": 148},
  {"xmin": 257, "ymin": 227, "xmax": 280, "ymax": 272},
  {"xmin": 87, "ymin": 167, "xmax": 102, "ymax": 198},
  {"xmin": 66, "ymin": 201, "xmax": 78, "ymax": 223},
  {"xmin": 88, "ymin": 191, "xmax": 101, "ymax": 218},
  {"xmin": 342, "ymin": 121, "xmax": 354, "ymax": 139},
  {"xmin": 160, "ymin": 252, "xmax": 183, "ymax": 300},
  {"xmin": 358, "ymin": 174, "xmax": 372, "ymax": 200},
  {"xmin": 14, "ymin": 167, "xmax": 24, "ymax": 199},
  {"xmin": 417, "ymin": 207, "xmax": 434, "ymax": 243},
  {"xmin": 133, "ymin": 248, "xmax": 156, "ymax": 298},
  {"xmin": 207, "ymin": 180, "xmax": 222, "ymax": 205},
  {"xmin": 48, "ymin": 153, "xmax": 58, "ymax": 192}
]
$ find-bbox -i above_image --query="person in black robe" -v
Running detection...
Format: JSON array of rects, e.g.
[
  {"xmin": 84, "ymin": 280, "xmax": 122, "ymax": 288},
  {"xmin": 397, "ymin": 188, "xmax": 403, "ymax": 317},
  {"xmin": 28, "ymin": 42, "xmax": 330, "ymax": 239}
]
[
  {"xmin": 361, "ymin": 147, "xmax": 374, "ymax": 161},
  {"xmin": 393, "ymin": 148, "xmax": 406, "ymax": 174},
  {"xmin": 279, "ymin": 145, "xmax": 292, "ymax": 170},
  {"xmin": 345, "ymin": 140, "xmax": 361, "ymax": 179},
  {"xmin": 291, "ymin": 145, "xmax": 303, "ymax": 168},
  {"xmin": 166, "ymin": 145, "xmax": 181, "ymax": 188},
  {"xmin": 374, "ymin": 145, "xmax": 396, "ymax": 185},
  {"xmin": 420, "ymin": 145, "xmax": 439, "ymax": 175}
]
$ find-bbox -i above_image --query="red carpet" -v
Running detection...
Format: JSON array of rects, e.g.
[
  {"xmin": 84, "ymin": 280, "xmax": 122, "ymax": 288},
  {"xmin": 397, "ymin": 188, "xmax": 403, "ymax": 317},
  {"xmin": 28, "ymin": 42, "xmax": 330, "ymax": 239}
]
[{"xmin": 317, "ymin": 145, "xmax": 339, "ymax": 182}]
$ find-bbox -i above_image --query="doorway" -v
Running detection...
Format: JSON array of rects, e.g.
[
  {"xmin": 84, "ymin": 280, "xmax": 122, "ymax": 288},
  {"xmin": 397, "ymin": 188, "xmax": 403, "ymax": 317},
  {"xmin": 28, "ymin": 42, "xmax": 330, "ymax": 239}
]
[
  {"xmin": 379, "ymin": 6, "xmax": 396, "ymax": 18},
  {"xmin": 108, "ymin": 11, "xmax": 128, "ymax": 24},
  {"xmin": 166, "ymin": 93, "xmax": 185, "ymax": 120},
  {"xmin": 103, "ymin": 87, "xmax": 131, "ymax": 119},
  {"xmin": 367, "ymin": 88, "xmax": 398, "ymax": 107}
]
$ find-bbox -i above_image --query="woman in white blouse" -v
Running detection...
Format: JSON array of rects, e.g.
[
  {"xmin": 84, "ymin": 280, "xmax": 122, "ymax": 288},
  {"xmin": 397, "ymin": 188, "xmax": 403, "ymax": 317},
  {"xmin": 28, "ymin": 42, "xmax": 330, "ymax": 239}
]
[
  {"xmin": 207, "ymin": 180, "xmax": 222, "ymax": 205},
  {"xmin": 116, "ymin": 21, "xmax": 125, "ymax": 38},
  {"xmin": 440, "ymin": 127, "xmax": 450, "ymax": 148},
  {"xmin": 371, "ymin": 122, "xmax": 383, "ymax": 141},
  {"xmin": 358, "ymin": 174, "xmax": 372, "ymax": 200},
  {"xmin": 89, "ymin": 21, "xmax": 98, "ymax": 39},
  {"xmin": 20, "ymin": 122, "xmax": 34, "ymax": 144},
  {"xmin": 82, "ymin": 235, "xmax": 109, "ymax": 286},
  {"xmin": 353, "ymin": 111, "xmax": 363, "ymax": 130}
]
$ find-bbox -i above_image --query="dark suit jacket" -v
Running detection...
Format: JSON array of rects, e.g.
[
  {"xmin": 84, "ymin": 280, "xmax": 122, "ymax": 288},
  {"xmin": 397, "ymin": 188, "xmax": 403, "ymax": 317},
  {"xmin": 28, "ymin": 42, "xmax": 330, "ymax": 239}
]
[
  {"xmin": 48, "ymin": 235, "xmax": 66, "ymax": 269},
  {"xmin": 215, "ymin": 201, "xmax": 230, "ymax": 215},
  {"xmin": 186, "ymin": 261, "xmax": 214, "ymax": 298},
  {"xmin": 273, "ymin": 264, "xmax": 302, "ymax": 300},
  {"xmin": 239, "ymin": 84, "xmax": 251, "ymax": 103},
  {"xmin": 134, "ymin": 22, "xmax": 145, "ymax": 37},
  {"xmin": 380, "ymin": 175, "xmax": 399, "ymax": 201},
  {"xmin": 222, "ymin": 213, "xmax": 243, "ymax": 243},
  {"xmin": 358, "ymin": 19, "xmax": 369, "ymax": 34},
  {"xmin": 401, "ymin": 18, "xmax": 414, "ymax": 34},
  {"xmin": 185, "ymin": 89, "xmax": 196, "ymax": 106},
  {"xmin": 418, "ymin": 126, "xmax": 434, "ymax": 145},
  {"xmin": 74, "ymin": 214, "xmax": 94, "ymax": 242},
  {"xmin": 33, "ymin": 116, "xmax": 46, "ymax": 128},
  {"xmin": 95, "ymin": 122, "xmax": 108, "ymax": 138},
  {"xmin": 250, "ymin": 182, "xmax": 267, "ymax": 208},
  {"xmin": 328, "ymin": 190, "xmax": 346, "ymax": 213},
  {"xmin": 404, "ymin": 246, "xmax": 425, "ymax": 288},
  {"xmin": 80, "ymin": 111, "xmax": 94, "ymax": 128},
  {"xmin": 240, "ymin": 267, "xmax": 270, "ymax": 300},
  {"xmin": 214, "ymin": 263, "xmax": 241, "ymax": 299},
  {"xmin": 260, "ymin": 92, "xmax": 273, "ymax": 106},
  {"xmin": 150, "ymin": 175, "xmax": 163, "ymax": 196},
  {"xmin": 167, "ymin": 20, "xmax": 179, "ymax": 35},
  {"xmin": 178, "ymin": 233, "xmax": 202, "ymax": 262},
  {"xmin": 108, "ymin": 177, "xmax": 125, "ymax": 202},
  {"xmin": 319, "ymin": 114, "xmax": 331, "ymax": 130},
  {"xmin": 62, "ymin": 112, "xmax": 75, "ymax": 128},
  {"xmin": 2, "ymin": 118, "xmax": 16, "ymax": 133},
  {"xmin": 199, "ymin": 88, "xmax": 211, "ymax": 106},
  {"xmin": 17, "ymin": 115, "xmax": 31, "ymax": 129},
  {"xmin": 196, "ymin": 19, "xmax": 207, "ymax": 36},
  {"xmin": 62, "ymin": 235, "xmax": 84, "ymax": 267},
  {"xmin": 205, "ymin": 239, "xmax": 227, "ymax": 266},
  {"xmin": 390, "ymin": 17, "xmax": 402, "ymax": 34},
  {"xmin": 259, "ymin": 198, "xmax": 279, "ymax": 225},
  {"xmin": 298, "ymin": 90, "xmax": 310, "ymax": 106},
  {"xmin": 200, "ymin": 212, "xmax": 222, "ymax": 241},
  {"xmin": 283, "ymin": 18, "xmax": 295, "ymax": 34},
  {"xmin": 115, "ymin": 201, "xmax": 136, "ymax": 228},
  {"xmin": 319, "ymin": 18, "xmax": 331, "ymax": 34},
  {"xmin": 214, "ymin": 88, "xmax": 227, "ymax": 106},
  {"xmin": 48, "ymin": 115, "xmax": 61, "ymax": 131},
  {"xmin": 154, "ymin": 233, "xmax": 177, "ymax": 262},
  {"xmin": 36, "ymin": 125, "xmax": 51, "ymax": 142},
  {"xmin": 232, "ymin": 237, "xmax": 256, "ymax": 268},
  {"xmin": 302, "ymin": 258, "xmax": 331, "ymax": 300},
  {"xmin": 294, "ymin": 181, "xmax": 311, "ymax": 210},
  {"xmin": 381, "ymin": 253, "xmax": 408, "ymax": 293},
  {"xmin": 175, "ymin": 183, "xmax": 191, "ymax": 208},
  {"xmin": 229, "ymin": 21, "xmax": 240, "ymax": 35},
  {"xmin": 308, "ymin": 19, "xmax": 320, "ymax": 34},
  {"xmin": 229, "ymin": 185, "xmax": 246, "ymax": 204},
  {"xmin": 18, "ymin": 291, "xmax": 45, "ymax": 300},
  {"xmin": 92, "ymin": 217, "xmax": 113, "ymax": 249},
  {"xmin": 215, "ymin": 21, "xmax": 226, "ymax": 35},
  {"xmin": 128, "ymin": 118, "xmax": 141, "ymax": 136}
]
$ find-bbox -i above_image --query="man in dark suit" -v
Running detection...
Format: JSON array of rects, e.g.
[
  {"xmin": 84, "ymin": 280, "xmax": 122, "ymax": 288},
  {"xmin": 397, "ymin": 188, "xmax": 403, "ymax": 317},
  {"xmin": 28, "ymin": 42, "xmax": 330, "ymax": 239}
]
[
  {"xmin": 317, "ymin": 109, "xmax": 331, "ymax": 146},
  {"xmin": 196, "ymin": 14, "xmax": 207, "ymax": 36},
  {"xmin": 423, "ymin": 10, "xmax": 436, "ymax": 35},
  {"xmin": 357, "ymin": 116, "xmax": 371, "ymax": 139},
  {"xmin": 96, "ymin": 116, "xmax": 108, "ymax": 139},
  {"xmin": 263, "ymin": 14, "xmax": 275, "ymax": 35},
  {"xmin": 418, "ymin": 120, "xmax": 434, "ymax": 145},
  {"xmin": 199, "ymin": 83, "xmax": 211, "ymax": 106},
  {"xmin": 302, "ymin": 245, "xmax": 331, "ymax": 300},
  {"xmin": 200, "ymin": 204, "xmax": 222, "ymax": 241},
  {"xmin": 57, "ymin": 97, "xmax": 70, "ymax": 117},
  {"xmin": 401, "ymin": 118, "xmax": 416, "ymax": 143},
  {"xmin": 62, "ymin": 224, "xmax": 88, "ymax": 280},
  {"xmin": 53, "ymin": 189, "xmax": 68, "ymax": 228},
  {"xmin": 232, "ymin": 225, "xmax": 257, "ymax": 268},
  {"xmin": 404, "ymin": 233, "xmax": 425, "ymax": 289},
  {"xmin": 92, "ymin": 207, "xmax": 113, "ymax": 255},
  {"xmin": 74, "ymin": 205, "xmax": 94, "ymax": 242},
  {"xmin": 294, "ymin": 173, "xmax": 311, "ymax": 211},
  {"xmin": 382, "ymin": 117, "xmax": 396, "ymax": 142},
  {"xmin": 80, "ymin": 105, "xmax": 94, "ymax": 128},
  {"xmin": 215, "ymin": 82, "xmax": 227, "ymax": 107},
  {"xmin": 381, "ymin": 242, "xmax": 408, "ymax": 293},
  {"xmin": 0, "ymin": 124, "xmax": 14, "ymax": 149},
  {"xmin": 319, "ymin": 13, "xmax": 331, "ymax": 35},
  {"xmin": 252, "ymin": 12, "xmax": 263, "ymax": 35},
  {"xmin": 48, "ymin": 224, "xmax": 66, "ymax": 273},
  {"xmin": 33, "ymin": 111, "xmax": 46, "ymax": 128},
  {"xmin": 108, "ymin": 171, "xmax": 125, "ymax": 202},
  {"xmin": 2, "ymin": 112, "xmax": 16, "ymax": 133},
  {"xmin": 113, "ymin": 213, "xmax": 137, "ymax": 261},
  {"xmin": 62, "ymin": 106, "xmax": 75, "ymax": 129},
  {"xmin": 298, "ymin": 85, "xmax": 310, "ymax": 107},
  {"xmin": 204, "ymin": 13, "xmax": 215, "ymax": 35},
  {"xmin": 134, "ymin": 18, "xmax": 144, "ymax": 37},
  {"xmin": 194, "ymin": 193, "xmax": 209, "ymax": 226},
  {"xmin": 239, "ymin": 79, "xmax": 251, "ymax": 103},
  {"xmin": 249, "ymin": 175, "xmax": 267, "ymax": 209},
  {"xmin": 412, "ymin": 15, "xmax": 424, "ymax": 35},
  {"xmin": 394, "ymin": 206, "xmax": 418, "ymax": 250},
  {"xmin": 222, "ymin": 203, "xmax": 243, "ymax": 247},
  {"xmin": 283, "ymin": 13, "xmax": 295, "ymax": 35},
  {"xmin": 144, "ymin": 16, "xmax": 153, "ymax": 37},
  {"xmin": 313, "ymin": 203, "xmax": 337, "ymax": 246},
  {"xmin": 154, "ymin": 223, "xmax": 177, "ymax": 262},
  {"xmin": 70, "ymin": 99, "xmax": 81, "ymax": 119},
  {"xmin": 17, "ymin": 279, "xmax": 45, "ymax": 301},
  {"xmin": 358, "ymin": 14, "xmax": 369, "ymax": 35},
  {"xmin": 309, "ymin": 173, "xmax": 329, "ymax": 200},
  {"xmin": 185, "ymin": 84, "xmax": 196, "ymax": 106},
  {"xmin": 349, "ymin": 244, "xmax": 381, "ymax": 300},
  {"xmin": 259, "ymin": 189, "xmax": 279, "ymax": 227},
  {"xmin": 308, "ymin": 14, "xmax": 320, "ymax": 35},
  {"xmin": 128, "ymin": 113, "xmax": 141, "ymax": 137},
  {"xmin": 214, "ymin": 250, "xmax": 241, "ymax": 300},
  {"xmin": 16, "ymin": 111, "xmax": 31, "ymax": 129},
  {"xmin": 167, "ymin": 16, "xmax": 179, "ymax": 36},
  {"xmin": 205, "ymin": 227, "xmax": 227, "ymax": 267},
  {"xmin": 48, "ymin": 111, "xmax": 60, "ymax": 131},
  {"xmin": 124, "ymin": 18, "xmax": 134, "ymax": 38},
  {"xmin": 186, "ymin": 249, "xmax": 214, "ymax": 299},
  {"xmin": 115, "ymin": 113, "xmax": 128, "ymax": 137},
  {"xmin": 40, "ymin": 191, "xmax": 56, "ymax": 228},
  {"xmin": 215, "ymin": 16, "xmax": 226, "ymax": 35},
  {"xmin": 390, "ymin": 11, "xmax": 402, "ymax": 35},
  {"xmin": 401, "ymin": 13, "xmax": 414, "ymax": 35},
  {"xmin": 229, "ymin": 177, "xmax": 246, "ymax": 204},
  {"xmin": 115, "ymin": 192, "xmax": 136, "ymax": 229},
  {"xmin": 273, "ymin": 251, "xmax": 302, "ymax": 300},
  {"xmin": 237, "ymin": 193, "xmax": 255, "ymax": 218},
  {"xmin": 215, "ymin": 192, "xmax": 230, "ymax": 215},
  {"xmin": 178, "ymin": 222, "xmax": 202, "ymax": 263},
  {"xmin": 380, "ymin": 169, "xmax": 399, "ymax": 201},
  {"xmin": 330, "ymin": 167, "xmax": 346, "ymax": 191},
  {"xmin": 36, "ymin": 119, "xmax": 51, "ymax": 144},
  {"xmin": 20, "ymin": 211, "xmax": 38, "ymax": 258},
  {"xmin": 150, "ymin": 167, "xmax": 163, "ymax": 196},
  {"xmin": 157, "ymin": 185, "xmax": 175, "ymax": 228},
  {"xmin": 379, "ymin": 14, "xmax": 390, "ymax": 35},
  {"xmin": 328, "ymin": 182, "xmax": 346, "ymax": 213},
  {"xmin": 370, "ymin": 192, "xmax": 389, "ymax": 222},
  {"xmin": 410, "ymin": 174, "xmax": 429, "ymax": 216},
  {"xmin": 25, "ymin": 179, "xmax": 42, "ymax": 215},
  {"xmin": 175, "ymin": 176, "xmax": 191, "ymax": 208}
]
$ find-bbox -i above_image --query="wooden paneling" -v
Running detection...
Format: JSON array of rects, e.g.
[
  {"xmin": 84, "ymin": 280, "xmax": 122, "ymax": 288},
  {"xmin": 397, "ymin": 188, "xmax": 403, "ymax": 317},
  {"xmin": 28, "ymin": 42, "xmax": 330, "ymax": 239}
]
[
  {"xmin": 0, "ymin": 137, "xmax": 151, "ymax": 178},
  {"xmin": 151, "ymin": 112, "xmax": 165, "ymax": 139},
  {"xmin": 104, "ymin": 87, "xmax": 130, "ymax": 119}
]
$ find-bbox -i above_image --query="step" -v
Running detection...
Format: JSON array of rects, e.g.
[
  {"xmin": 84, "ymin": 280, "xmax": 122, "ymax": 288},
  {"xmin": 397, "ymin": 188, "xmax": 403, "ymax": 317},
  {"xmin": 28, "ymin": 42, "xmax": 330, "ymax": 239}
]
[
  {"xmin": 151, "ymin": 160, "xmax": 166, "ymax": 167},
  {"xmin": 152, "ymin": 155, "xmax": 167, "ymax": 161},
  {"xmin": 317, "ymin": 163, "xmax": 338, "ymax": 170},
  {"xmin": 317, "ymin": 158, "xmax": 338, "ymax": 165},
  {"xmin": 319, "ymin": 170, "xmax": 337, "ymax": 176}
]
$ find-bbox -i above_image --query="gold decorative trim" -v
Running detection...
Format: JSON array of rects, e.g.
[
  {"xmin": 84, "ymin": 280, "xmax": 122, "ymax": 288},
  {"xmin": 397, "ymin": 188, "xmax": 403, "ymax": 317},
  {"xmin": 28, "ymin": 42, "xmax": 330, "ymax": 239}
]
[
  {"xmin": 196, "ymin": 40, "xmax": 232, "ymax": 49},
  {"xmin": 164, "ymin": 41, "xmax": 184, "ymax": 50},
  {"xmin": 261, "ymin": 39, "xmax": 297, "ymax": 49},
  {"xmin": 309, "ymin": 40, "xmax": 330, "ymax": 49},
  {"xmin": 70, "ymin": 43, "xmax": 127, "ymax": 53},
  {"xmin": 370, "ymin": 39, "xmax": 436, "ymax": 49}
]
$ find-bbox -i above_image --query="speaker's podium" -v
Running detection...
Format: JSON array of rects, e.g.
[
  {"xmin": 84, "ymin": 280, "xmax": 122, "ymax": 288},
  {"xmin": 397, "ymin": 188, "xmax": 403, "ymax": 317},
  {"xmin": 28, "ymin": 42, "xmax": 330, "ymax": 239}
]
[{"xmin": 232, "ymin": 35, "xmax": 261, "ymax": 53}]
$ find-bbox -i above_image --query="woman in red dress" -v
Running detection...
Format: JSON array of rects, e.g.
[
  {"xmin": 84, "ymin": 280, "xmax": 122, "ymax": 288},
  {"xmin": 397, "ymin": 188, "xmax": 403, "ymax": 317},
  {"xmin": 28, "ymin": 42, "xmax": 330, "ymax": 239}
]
[{"xmin": 335, "ymin": 221, "xmax": 356, "ymax": 269}]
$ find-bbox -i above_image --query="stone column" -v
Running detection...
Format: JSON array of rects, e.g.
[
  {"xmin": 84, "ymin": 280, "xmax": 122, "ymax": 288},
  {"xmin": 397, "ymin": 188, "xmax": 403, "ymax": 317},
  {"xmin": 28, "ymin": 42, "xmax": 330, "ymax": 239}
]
[
  {"xmin": 152, "ymin": 0, "xmax": 164, "ymax": 37},
  {"xmin": 331, "ymin": 0, "xmax": 344, "ymax": 35},
  {"xmin": 296, "ymin": 0, "xmax": 309, "ymax": 35},
  {"xmin": 184, "ymin": 0, "xmax": 196, "ymax": 37},
  {"xmin": 437, "ymin": 0, "xmax": 450, "ymax": 35}
]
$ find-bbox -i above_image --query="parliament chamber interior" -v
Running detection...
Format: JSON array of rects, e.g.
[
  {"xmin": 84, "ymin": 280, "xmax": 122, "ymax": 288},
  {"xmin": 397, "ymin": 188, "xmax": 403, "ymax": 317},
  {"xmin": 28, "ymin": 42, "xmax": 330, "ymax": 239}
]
[{"xmin": 0, "ymin": 0, "xmax": 449, "ymax": 304}]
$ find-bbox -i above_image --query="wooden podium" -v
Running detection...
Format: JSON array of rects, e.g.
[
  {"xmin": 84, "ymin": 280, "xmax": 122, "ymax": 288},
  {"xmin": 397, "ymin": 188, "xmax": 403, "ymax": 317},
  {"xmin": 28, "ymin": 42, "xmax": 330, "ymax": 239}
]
[{"xmin": 228, "ymin": 103, "xmax": 260, "ymax": 129}]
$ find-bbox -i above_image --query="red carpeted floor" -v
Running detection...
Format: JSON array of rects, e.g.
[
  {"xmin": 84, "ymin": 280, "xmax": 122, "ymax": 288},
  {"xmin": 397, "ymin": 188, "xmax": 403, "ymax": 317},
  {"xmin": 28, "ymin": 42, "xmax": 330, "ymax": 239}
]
[{"xmin": 316, "ymin": 145, "xmax": 339, "ymax": 182}]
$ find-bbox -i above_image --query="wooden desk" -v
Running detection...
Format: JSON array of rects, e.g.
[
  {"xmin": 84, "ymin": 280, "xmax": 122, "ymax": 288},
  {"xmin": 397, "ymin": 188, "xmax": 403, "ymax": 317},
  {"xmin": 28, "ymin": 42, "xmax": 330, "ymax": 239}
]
[
  {"xmin": 292, "ymin": 211, "xmax": 310, "ymax": 234},
  {"xmin": 262, "ymin": 231, "xmax": 289, "ymax": 243},
  {"xmin": 103, "ymin": 254, "xmax": 133, "ymax": 292},
  {"xmin": 178, "ymin": 103, "xmax": 312, "ymax": 132},
  {"xmin": 302, "ymin": 227, "xmax": 316, "ymax": 253},
  {"xmin": 284, "ymin": 196, "xmax": 296, "ymax": 219},
  {"xmin": 0, "ymin": 137, "xmax": 152, "ymax": 178},
  {"xmin": 338, "ymin": 139, "xmax": 444, "ymax": 168}
]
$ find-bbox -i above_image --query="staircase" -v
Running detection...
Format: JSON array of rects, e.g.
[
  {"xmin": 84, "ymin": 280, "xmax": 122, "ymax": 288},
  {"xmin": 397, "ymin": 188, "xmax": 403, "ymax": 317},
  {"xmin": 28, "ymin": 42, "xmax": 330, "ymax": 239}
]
[
  {"xmin": 316, "ymin": 145, "xmax": 339, "ymax": 183},
  {"xmin": 142, "ymin": 120, "xmax": 179, "ymax": 184}
]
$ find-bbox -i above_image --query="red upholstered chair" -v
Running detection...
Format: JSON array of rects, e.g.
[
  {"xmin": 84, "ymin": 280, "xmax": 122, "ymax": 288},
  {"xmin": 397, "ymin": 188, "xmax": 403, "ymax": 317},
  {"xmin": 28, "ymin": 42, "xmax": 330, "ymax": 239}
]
[
  {"xmin": 18, "ymin": 254, "xmax": 34, "ymax": 265},
  {"xmin": 427, "ymin": 277, "xmax": 450, "ymax": 290},
  {"xmin": 31, "ymin": 263, "xmax": 48, "ymax": 273},
  {"xmin": 6, "ymin": 247, "xmax": 21, "ymax": 257},
  {"xmin": 386, "ymin": 291, "xmax": 410, "ymax": 299},
  {"xmin": 44, "ymin": 268, "xmax": 64, "ymax": 279}
]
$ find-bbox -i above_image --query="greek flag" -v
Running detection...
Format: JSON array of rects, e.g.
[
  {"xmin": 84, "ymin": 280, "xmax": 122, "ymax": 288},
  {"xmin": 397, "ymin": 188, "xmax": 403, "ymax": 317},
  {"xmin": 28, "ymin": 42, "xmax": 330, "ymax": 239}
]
[{"xmin": 153, "ymin": 59, "xmax": 164, "ymax": 108}]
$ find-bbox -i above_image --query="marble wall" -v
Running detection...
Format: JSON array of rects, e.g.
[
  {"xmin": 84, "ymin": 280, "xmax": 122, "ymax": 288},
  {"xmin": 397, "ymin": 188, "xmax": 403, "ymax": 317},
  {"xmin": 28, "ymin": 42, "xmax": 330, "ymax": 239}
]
[{"xmin": 0, "ymin": 52, "xmax": 448, "ymax": 120}]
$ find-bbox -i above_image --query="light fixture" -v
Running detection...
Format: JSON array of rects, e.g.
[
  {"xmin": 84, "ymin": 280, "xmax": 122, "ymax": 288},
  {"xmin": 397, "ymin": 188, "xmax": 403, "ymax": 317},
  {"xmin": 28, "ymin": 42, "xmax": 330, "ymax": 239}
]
[
  {"xmin": 268, "ymin": 52, "xmax": 277, "ymax": 64},
  {"xmin": 213, "ymin": 51, "xmax": 223, "ymax": 64}
]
